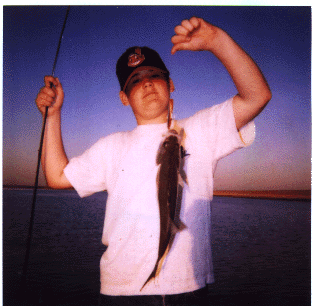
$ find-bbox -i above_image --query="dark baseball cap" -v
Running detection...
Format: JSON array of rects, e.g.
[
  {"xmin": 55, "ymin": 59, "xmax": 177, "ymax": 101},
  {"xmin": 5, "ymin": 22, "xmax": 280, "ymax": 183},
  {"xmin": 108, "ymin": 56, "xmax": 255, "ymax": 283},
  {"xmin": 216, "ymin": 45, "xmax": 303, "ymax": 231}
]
[{"xmin": 116, "ymin": 46, "xmax": 169, "ymax": 92}]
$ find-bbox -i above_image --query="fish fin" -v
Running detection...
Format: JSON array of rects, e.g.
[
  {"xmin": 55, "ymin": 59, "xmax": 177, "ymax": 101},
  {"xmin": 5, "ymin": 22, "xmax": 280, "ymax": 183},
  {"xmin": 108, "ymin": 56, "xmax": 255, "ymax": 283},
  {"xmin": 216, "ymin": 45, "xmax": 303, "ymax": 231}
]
[
  {"xmin": 171, "ymin": 219, "xmax": 187, "ymax": 234},
  {"xmin": 170, "ymin": 220, "xmax": 180, "ymax": 235},
  {"xmin": 180, "ymin": 221, "xmax": 187, "ymax": 230},
  {"xmin": 177, "ymin": 220, "xmax": 187, "ymax": 231},
  {"xmin": 178, "ymin": 170, "xmax": 188, "ymax": 186}
]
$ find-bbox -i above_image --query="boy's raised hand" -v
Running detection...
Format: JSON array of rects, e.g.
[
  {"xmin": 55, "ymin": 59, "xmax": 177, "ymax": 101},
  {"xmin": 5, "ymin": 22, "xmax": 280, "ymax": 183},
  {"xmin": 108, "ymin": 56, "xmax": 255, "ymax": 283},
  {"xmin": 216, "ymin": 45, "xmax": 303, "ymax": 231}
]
[
  {"xmin": 36, "ymin": 76, "xmax": 64, "ymax": 117},
  {"xmin": 171, "ymin": 17, "xmax": 219, "ymax": 55}
]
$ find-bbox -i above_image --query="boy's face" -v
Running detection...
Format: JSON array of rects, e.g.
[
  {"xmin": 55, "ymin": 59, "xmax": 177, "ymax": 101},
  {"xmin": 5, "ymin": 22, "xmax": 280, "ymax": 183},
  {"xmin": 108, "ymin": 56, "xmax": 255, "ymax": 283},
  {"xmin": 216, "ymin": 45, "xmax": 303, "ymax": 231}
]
[{"xmin": 119, "ymin": 68, "xmax": 174, "ymax": 125}]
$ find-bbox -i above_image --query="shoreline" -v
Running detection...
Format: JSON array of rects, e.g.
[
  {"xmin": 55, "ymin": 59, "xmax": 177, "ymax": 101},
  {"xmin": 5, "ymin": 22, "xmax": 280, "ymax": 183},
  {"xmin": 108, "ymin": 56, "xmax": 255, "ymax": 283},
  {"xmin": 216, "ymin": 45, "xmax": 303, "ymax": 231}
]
[
  {"xmin": 3, "ymin": 185, "xmax": 74, "ymax": 191},
  {"xmin": 213, "ymin": 190, "xmax": 311, "ymax": 201},
  {"xmin": 3, "ymin": 186, "xmax": 311, "ymax": 201}
]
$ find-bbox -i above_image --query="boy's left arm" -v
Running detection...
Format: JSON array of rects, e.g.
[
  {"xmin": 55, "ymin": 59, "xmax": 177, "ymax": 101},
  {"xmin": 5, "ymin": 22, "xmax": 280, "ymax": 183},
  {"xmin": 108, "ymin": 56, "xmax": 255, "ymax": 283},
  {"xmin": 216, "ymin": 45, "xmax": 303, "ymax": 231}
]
[{"xmin": 171, "ymin": 17, "xmax": 272, "ymax": 130}]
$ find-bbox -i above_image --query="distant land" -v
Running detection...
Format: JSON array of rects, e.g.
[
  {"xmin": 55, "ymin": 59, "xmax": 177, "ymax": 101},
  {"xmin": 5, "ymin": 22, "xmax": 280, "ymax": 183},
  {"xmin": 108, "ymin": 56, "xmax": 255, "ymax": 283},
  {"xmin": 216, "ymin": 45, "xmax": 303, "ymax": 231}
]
[
  {"xmin": 213, "ymin": 190, "xmax": 311, "ymax": 201},
  {"xmin": 3, "ymin": 185, "xmax": 74, "ymax": 191},
  {"xmin": 3, "ymin": 185, "xmax": 311, "ymax": 201}
]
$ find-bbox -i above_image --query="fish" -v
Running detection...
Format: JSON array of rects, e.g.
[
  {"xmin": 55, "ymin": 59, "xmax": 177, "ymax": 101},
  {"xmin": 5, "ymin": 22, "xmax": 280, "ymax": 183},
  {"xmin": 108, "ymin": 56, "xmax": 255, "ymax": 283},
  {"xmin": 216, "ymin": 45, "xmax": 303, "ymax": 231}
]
[{"xmin": 141, "ymin": 129, "xmax": 186, "ymax": 290}]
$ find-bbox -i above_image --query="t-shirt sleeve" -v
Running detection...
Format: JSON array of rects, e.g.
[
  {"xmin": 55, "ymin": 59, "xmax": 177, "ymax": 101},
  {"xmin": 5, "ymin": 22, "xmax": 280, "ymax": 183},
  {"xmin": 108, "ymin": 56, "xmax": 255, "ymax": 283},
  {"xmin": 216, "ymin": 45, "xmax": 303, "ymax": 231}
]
[
  {"xmin": 213, "ymin": 98, "xmax": 255, "ymax": 161},
  {"xmin": 64, "ymin": 137, "xmax": 110, "ymax": 198},
  {"xmin": 184, "ymin": 97, "xmax": 255, "ymax": 162}
]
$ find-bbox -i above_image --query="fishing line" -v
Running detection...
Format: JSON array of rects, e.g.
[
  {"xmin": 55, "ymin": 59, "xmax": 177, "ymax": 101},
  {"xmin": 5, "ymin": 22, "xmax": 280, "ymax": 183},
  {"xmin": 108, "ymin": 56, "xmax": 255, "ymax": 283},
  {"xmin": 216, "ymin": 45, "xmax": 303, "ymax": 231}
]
[{"xmin": 21, "ymin": 6, "xmax": 70, "ymax": 293}]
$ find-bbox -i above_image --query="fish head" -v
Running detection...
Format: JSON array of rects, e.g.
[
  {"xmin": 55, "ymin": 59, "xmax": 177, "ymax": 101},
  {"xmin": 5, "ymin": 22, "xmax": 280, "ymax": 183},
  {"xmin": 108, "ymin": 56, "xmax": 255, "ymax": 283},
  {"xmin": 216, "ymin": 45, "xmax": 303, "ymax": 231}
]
[{"xmin": 156, "ymin": 130, "xmax": 181, "ymax": 165}]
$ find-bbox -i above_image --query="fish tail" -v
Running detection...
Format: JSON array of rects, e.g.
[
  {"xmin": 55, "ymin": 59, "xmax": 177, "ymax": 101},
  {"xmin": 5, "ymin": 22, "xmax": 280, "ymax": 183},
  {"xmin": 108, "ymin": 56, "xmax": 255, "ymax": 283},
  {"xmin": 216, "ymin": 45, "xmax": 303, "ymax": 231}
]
[
  {"xmin": 140, "ymin": 266, "xmax": 157, "ymax": 291},
  {"xmin": 140, "ymin": 245, "xmax": 170, "ymax": 291}
]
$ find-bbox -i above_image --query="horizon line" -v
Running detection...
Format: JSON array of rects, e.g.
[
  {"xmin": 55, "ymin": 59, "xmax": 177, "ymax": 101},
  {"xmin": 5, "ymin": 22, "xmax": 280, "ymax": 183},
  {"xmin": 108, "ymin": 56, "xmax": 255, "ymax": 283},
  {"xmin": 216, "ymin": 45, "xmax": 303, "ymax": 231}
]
[{"xmin": 3, "ymin": 185, "xmax": 311, "ymax": 201}]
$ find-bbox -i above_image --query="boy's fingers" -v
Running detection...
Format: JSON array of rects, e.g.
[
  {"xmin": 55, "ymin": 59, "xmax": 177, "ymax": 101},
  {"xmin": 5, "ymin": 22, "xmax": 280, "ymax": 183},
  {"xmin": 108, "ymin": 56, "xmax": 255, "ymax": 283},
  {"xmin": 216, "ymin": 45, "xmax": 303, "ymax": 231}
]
[
  {"xmin": 55, "ymin": 77, "xmax": 63, "ymax": 91},
  {"xmin": 44, "ymin": 76, "xmax": 52, "ymax": 87},
  {"xmin": 171, "ymin": 33, "xmax": 192, "ymax": 54},
  {"xmin": 36, "ymin": 94, "xmax": 53, "ymax": 109},
  {"xmin": 171, "ymin": 42, "xmax": 189, "ymax": 55},
  {"xmin": 39, "ymin": 100, "xmax": 51, "ymax": 108},
  {"xmin": 171, "ymin": 35, "xmax": 190, "ymax": 44},
  {"xmin": 37, "ymin": 76, "xmax": 63, "ymax": 117},
  {"xmin": 189, "ymin": 17, "xmax": 201, "ymax": 28},
  {"xmin": 37, "ymin": 96, "xmax": 52, "ymax": 112},
  {"xmin": 44, "ymin": 75, "xmax": 57, "ymax": 88},
  {"xmin": 181, "ymin": 19, "xmax": 194, "ymax": 32},
  {"xmin": 176, "ymin": 17, "xmax": 200, "ymax": 35},
  {"xmin": 42, "ymin": 86, "xmax": 56, "ymax": 99},
  {"xmin": 171, "ymin": 46, "xmax": 177, "ymax": 55},
  {"xmin": 174, "ymin": 25, "xmax": 189, "ymax": 36}
]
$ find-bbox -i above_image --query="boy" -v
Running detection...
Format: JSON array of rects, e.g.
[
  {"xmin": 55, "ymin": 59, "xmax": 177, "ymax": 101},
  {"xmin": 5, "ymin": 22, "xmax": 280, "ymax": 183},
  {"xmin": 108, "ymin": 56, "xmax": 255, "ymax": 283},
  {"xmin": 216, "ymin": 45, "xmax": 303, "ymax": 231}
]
[{"xmin": 36, "ymin": 17, "xmax": 271, "ymax": 305}]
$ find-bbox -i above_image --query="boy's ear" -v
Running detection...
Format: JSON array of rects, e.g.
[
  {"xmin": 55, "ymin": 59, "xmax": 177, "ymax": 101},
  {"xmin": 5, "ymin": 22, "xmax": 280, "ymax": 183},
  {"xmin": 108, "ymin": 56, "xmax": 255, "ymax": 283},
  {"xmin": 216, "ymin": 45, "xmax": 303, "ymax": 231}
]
[
  {"xmin": 119, "ymin": 91, "xmax": 129, "ymax": 106},
  {"xmin": 169, "ymin": 78, "xmax": 175, "ymax": 93}
]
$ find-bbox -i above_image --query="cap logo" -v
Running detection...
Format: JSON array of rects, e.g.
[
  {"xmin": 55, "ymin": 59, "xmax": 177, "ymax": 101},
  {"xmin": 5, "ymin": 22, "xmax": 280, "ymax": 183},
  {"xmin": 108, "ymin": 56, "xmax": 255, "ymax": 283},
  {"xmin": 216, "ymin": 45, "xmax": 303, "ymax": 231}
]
[{"xmin": 128, "ymin": 48, "xmax": 145, "ymax": 67}]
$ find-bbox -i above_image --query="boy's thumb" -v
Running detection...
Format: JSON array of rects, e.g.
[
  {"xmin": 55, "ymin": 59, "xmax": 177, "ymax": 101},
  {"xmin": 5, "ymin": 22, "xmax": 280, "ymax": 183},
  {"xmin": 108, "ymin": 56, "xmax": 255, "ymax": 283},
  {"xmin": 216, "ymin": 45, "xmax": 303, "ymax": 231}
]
[{"xmin": 171, "ymin": 43, "xmax": 188, "ymax": 55}]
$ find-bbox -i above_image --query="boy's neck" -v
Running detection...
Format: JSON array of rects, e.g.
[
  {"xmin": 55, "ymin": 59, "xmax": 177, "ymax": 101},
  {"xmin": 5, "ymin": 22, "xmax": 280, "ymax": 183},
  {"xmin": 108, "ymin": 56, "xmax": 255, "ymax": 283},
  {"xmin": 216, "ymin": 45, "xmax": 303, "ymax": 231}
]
[{"xmin": 137, "ymin": 119, "xmax": 167, "ymax": 125}]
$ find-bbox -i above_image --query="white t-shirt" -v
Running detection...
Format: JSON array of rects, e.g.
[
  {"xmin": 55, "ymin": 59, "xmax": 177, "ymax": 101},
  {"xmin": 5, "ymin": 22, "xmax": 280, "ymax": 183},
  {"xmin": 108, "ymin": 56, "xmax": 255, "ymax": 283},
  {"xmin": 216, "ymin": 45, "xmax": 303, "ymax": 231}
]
[{"xmin": 64, "ymin": 98, "xmax": 255, "ymax": 296}]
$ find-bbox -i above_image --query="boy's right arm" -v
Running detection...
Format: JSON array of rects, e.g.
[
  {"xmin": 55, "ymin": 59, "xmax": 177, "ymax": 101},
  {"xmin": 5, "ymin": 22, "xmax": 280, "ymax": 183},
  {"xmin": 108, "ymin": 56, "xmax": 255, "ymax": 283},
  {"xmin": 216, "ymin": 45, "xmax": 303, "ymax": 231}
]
[{"xmin": 36, "ymin": 76, "xmax": 72, "ymax": 189}]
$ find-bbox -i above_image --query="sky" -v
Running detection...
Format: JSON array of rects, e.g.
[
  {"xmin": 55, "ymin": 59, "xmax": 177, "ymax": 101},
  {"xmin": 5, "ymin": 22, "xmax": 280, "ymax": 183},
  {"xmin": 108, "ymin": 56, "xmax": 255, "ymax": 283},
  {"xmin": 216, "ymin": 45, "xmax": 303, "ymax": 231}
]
[{"xmin": 2, "ymin": 5, "xmax": 311, "ymax": 190}]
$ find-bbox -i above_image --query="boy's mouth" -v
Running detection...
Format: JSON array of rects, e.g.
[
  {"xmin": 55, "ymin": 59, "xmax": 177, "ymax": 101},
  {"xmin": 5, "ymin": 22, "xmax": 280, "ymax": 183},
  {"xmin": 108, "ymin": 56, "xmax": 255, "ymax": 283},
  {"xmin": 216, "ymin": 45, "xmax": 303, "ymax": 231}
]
[{"xmin": 143, "ymin": 91, "xmax": 157, "ymax": 99}]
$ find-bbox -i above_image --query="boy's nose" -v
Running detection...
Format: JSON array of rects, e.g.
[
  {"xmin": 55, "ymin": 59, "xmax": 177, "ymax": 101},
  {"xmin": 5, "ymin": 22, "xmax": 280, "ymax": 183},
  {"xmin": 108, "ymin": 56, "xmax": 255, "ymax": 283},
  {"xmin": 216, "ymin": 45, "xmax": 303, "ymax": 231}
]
[{"xmin": 143, "ymin": 78, "xmax": 153, "ymax": 88}]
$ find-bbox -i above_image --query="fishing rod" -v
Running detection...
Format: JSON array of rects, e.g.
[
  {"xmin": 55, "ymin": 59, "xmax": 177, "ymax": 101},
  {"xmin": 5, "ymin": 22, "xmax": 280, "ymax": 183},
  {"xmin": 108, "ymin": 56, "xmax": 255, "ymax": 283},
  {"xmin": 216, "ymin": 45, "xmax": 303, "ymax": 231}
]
[{"xmin": 21, "ymin": 6, "xmax": 70, "ymax": 293}]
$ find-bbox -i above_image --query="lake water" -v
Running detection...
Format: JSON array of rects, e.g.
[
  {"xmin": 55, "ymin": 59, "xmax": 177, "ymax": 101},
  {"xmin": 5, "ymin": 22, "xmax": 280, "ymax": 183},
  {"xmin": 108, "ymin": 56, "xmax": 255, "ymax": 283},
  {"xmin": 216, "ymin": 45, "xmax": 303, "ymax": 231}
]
[{"xmin": 3, "ymin": 189, "xmax": 310, "ymax": 305}]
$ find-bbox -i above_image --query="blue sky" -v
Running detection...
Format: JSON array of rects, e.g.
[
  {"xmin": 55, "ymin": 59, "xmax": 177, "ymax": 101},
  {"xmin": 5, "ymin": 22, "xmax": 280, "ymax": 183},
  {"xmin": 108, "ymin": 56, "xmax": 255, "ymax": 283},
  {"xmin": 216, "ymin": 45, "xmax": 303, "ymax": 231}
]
[{"xmin": 2, "ymin": 6, "xmax": 311, "ymax": 190}]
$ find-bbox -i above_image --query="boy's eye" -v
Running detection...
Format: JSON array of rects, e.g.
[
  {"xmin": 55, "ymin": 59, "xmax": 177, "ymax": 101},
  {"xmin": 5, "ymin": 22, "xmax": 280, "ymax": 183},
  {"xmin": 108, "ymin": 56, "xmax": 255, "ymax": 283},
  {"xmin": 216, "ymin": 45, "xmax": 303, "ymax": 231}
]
[{"xmin": 127, "ymin": 72, "xmax": 165, "ymax": 89}]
